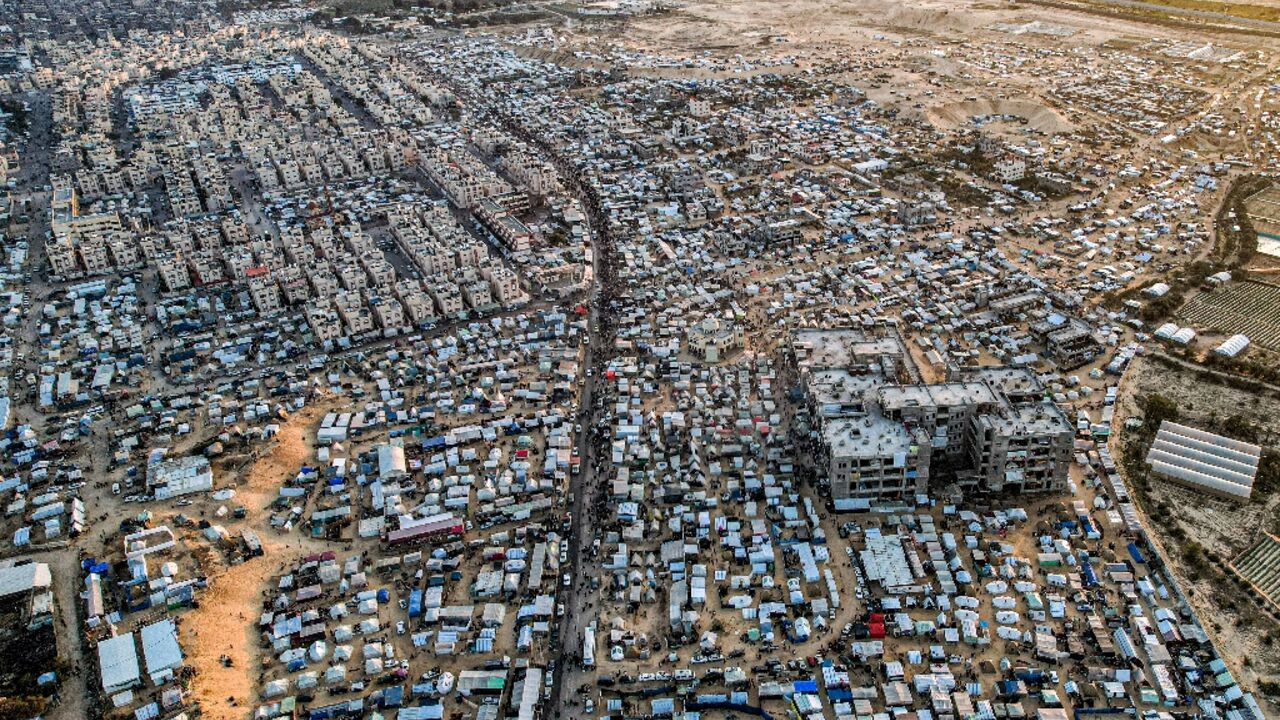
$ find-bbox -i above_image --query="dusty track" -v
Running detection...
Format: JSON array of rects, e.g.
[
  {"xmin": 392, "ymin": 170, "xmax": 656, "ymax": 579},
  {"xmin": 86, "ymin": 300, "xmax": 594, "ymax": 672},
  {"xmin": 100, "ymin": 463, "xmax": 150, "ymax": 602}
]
[{"xmin": 180, "ymin": 403, "xmax": 333, "ymax": 719}]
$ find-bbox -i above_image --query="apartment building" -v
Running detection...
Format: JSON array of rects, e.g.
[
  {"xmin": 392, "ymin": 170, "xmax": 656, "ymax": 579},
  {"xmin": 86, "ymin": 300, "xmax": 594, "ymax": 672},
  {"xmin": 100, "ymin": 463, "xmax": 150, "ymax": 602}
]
[
  {"xmin": 338, "ymin": 263, "xmax": 369, "ymax": 292},
  {"xmin": 400, "ymin": 291, "xmax": 436, "ymax": 324},
  {"xmin": 455, "ymin": 240, "xmax": 489, "ymax": 269},
  {"xmin": 821, "ymin": 415, "xmax": 933, "ymax": 501},
  {"xmin": 306, "ymin": 302, "xmax": 344, "ymax": 344},
  {"xmin": 107, "ymin": 236, "xmax": 142, "ymax": 269},
  {"xmin": 309, "ymin": 266, "xmax": 341, "ymax": 299},
  {"xmin": 372, "ymin": 296, "xmax": 406, "ymax": 330},
  {"xmin": 462, "ymin": 280, "xmax": 493, "ymax": 310},
  {"xmin": 277, "ymin": 266, "xmax": 311, "ymax": 305},
  {"xmin": 794, "ymin": 330, "xmax": 1074, "ymax": 502},
  {"xmin": 421, "ymin": 147, "xmax": 512, "ymax": 209},
  {"xmin": 78, "ymin": 239, "xmax": 112, "ymax": 276},
  {"xmin": 483, "ymin": 267, "xmax": 523, "ymax": 307},
  {"xmin": 953, "ymin": 366, "xmax": 1075, "ymax": 494},
  {"xmin": 363, "ymin": 256, "xmax": 397, "ymax": 288},
  {"xmin": 992, "ymin": 156, "xmax": 1027, "ymax": 183},
  {"xmin": 247, "ymin": 269, "xmax": 284, "ymax": 317},
  {"xmin": 336, "ymin": 292, "xmax": 375, "ymax": 335},
  {"xmin": 156, "ymin": 254, "xmax": 192, "ymax": 293},
  {"xmin": 45, "ymin": 181, "xmax": 131, "ymax": 279},
  {"xmin": 430, "ymin": 278, "xmax": 465, "ymax": 317},
  {"xmin": 1030, "ymin": 315, "xmax": 1103, "ymax": 370},
  {"xmin": 476, "ymin": 199, "xmax": 533, "ymax": 253},
  {"xmin": 190, "ymin": 254, "xmax": 227, "ymax": 286}
]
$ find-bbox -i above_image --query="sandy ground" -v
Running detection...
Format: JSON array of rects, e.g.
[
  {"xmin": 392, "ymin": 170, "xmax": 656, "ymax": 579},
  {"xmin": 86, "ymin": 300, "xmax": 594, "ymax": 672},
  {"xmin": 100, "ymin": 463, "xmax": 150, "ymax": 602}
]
[
  {"xmin": 181, "ymin": 555, "xmax": 297, "ymax": 717},
  {"xmin": 180, "ymin": 402, "xmax": 333, "ymax": 719},
  {"xmin": 622, "ymin": 0, "xmax": 1229, "ymax": 56},
  {"xmin": 925, "ymin": 98, "xmax": 1075, "ymax": 134}
]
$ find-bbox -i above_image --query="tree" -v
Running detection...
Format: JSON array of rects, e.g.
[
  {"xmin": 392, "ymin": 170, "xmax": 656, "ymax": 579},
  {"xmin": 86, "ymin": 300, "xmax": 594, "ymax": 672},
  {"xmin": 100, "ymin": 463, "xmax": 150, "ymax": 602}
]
[
  {"xmin": 1142, "ymin": 393, "xmax": 1180, "ymax": 429},
  {"xmin": 1221, "ymin": 415, "xmax": 1259, "ymax": 444},
  {"xmin": 1254, "ymin": 451, "xmax": 1280, "ymax": 496}
]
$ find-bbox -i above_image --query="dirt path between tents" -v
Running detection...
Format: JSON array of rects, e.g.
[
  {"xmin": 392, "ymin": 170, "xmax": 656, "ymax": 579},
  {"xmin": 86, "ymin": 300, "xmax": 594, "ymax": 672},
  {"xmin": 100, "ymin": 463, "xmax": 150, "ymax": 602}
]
[
  {"xmin": 40, "ymin": 547, "xmax": 91, "ymax": 720},
  {"xmin": 180, "ymin": 402, "xmax": 335, "ymax": 719}
]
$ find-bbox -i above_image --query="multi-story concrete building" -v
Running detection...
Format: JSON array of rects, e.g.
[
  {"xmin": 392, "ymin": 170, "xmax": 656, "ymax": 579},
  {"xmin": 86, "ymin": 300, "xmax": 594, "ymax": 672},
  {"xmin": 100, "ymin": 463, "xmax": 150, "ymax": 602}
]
[
  {"xmin": 247, "ymin": 270, "xmax": 284, "ymax": 316},
  {"xmin": 952, "ymin": 366, "xmax": 1075, "ymax": 494},
  {"xmin": 190, "ymin": 254, "xmax": 226, "ymax": 286},
  {"xmin": 309, "ymin": 266, "xmax": 341, "ymax": 299},
  {"xmin": 277, "ymin": 266, "xmax": 311, "ymax": 305},
  {"xmin": 821, "ymin": 415, "xmax": 933, "ymax": 501},
  {"xmin": 372, "ymin": 296, "xmax": 406, "ymax": 330},
  {"xmin": 336, "ymin": 291, "xmax": 374, "ymax": 335},
  {"xmin": 1030, "ymin": 316, "xmax": 1103, "ymax": 370},
  {"xmin": 430, "ymin": 277, "xmax": 465, "ymax": 317},
  {"xmin": 462, "ymin": 280, "xmax": 493, "ymax": 310},
  {"xmin": 794, "ymin": 330, "xmax": 1074, "ymax": 502},
  {"xmin": 156, "ymin": 254, "xmax": 192, "ymax": 293},
  {"xmin": 107, "ymin": 235, "xmax": 142, "ymax": 269},
  {"xmin": 476, "ymin": 199, "xmax": 533, "ymax": 253},
  {"xmin": 992, "ymin": 156, "xmax": 1027, "ymax": 183},
  {"xmin": 306, "ymin": 302, "xmax": 344, "ymax": 344},
  {"xmin": 483, "ymin": 267, "xmax": 523, "ymax": 307}
]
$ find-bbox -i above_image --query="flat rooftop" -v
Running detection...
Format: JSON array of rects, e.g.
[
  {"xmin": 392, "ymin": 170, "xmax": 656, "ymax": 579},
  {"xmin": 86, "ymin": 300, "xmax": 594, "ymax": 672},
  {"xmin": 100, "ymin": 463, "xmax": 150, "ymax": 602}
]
[
  {"xmin": 808, "ymin": 369, "xmax": 884, "ymax": 409},
  {"xmin": 877, "ymin": 382, "xmax": 997, "ymax": 411},
  {"xmin": 979, "ymin": 401, "xmax": 1073, "ymax": 437},
  {"xmin": 793, "ymin": 329, "xmax": 902, "ymax": 369},
  {"xmin": 823, "ymin": 414, "xmax": 915, "ymax": 459}
]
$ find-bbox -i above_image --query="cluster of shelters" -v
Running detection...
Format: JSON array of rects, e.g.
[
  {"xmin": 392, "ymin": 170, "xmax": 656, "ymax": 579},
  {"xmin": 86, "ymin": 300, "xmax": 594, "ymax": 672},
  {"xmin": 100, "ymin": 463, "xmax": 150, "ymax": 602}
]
[
  {"xmin": 3, "ymin": 4, "xmax": 1277, "ymax": 719},
  {"xmin": 0, "ymin": 560, "xmax": 58, "ymax": 706}
]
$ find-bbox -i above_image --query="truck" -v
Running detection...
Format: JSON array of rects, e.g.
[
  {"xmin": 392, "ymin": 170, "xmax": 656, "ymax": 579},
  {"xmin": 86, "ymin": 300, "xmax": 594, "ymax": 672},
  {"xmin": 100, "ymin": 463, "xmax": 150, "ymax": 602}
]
[
  {"xmin": 1013, "ymin": 667, "xmax": 1048, "ymax": 686},
  {"xmin": 583, "ymin": 623, "xmax": 596, "ymax": 668}
]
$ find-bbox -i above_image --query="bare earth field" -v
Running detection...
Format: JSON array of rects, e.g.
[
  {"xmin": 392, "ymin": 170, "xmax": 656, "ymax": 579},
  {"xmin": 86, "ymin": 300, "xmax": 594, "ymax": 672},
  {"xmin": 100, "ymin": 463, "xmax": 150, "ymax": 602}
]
[
  {"xmin": 626, "ymin": 0, "xmax": 1223, "ymax": 53},
  {"xmin": 926, "ymin": 98, "xmax": 1076, "ymax": 133},
  {"xmin": 180, "ymin": 403, "xmax": 331, "ymax": 719}
]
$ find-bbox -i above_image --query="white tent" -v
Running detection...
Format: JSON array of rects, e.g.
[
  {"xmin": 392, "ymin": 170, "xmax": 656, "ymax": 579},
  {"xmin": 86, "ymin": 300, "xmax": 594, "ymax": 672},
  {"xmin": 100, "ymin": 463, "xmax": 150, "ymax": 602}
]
[
  {"xmin": 296, "ymin": 671, "xmax": 319, "ymax": 690},
  {"xmin": 140, "ymin": 620, "xmax": 183, "ymax": 682},
  {"xmin": 324, "ymin": 665, "xmax": 347, "ymax": 685},
  {"xmin": 98, "ymin": 633, "xmax": 141, "ymax": 694},
  {"xmin": 1214, "ymin": 334, "xmax": 1249, "ymax": 357},
  {"xmin": 308, "ymin": 641, "xmax": 328, "ymax": 663},
  {"xmin": 264, "ymin": 679, "xmax": 289, "ymax": 698}
]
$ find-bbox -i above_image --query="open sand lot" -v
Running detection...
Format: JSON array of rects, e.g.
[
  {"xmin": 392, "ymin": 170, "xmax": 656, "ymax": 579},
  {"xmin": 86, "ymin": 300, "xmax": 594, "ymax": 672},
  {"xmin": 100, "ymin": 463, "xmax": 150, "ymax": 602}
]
[
  {"xmin": 622, "ymin": 0, "xmax": 1237, "ymax": 55},
  {"xmin": 180, "ymin": 403, "xmax": 333, "ymax": 719},
  {"xmin": 926, "ymin": 98, "xmax": 1076, "ymax": 134},
  {"xmin": 538, "ymin": 0, "xmax": 1268, "ymax": 139}
]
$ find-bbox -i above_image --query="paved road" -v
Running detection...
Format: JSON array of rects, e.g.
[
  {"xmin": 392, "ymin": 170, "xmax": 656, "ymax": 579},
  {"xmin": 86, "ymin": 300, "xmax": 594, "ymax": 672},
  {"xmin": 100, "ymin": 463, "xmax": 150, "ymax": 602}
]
[
  {"xmin": 426, "ymin": 65, "xmax": 626, "ymax": 713},
  {"xmin": 9, "ymin": 92, "xmax": 54, "ymax": 426},
  {"xmin": 552, "ymin": 289, "xmax": 605, "ymax": 716},
  {"xmin": 439, "ymin": 89, "xmax": 624, "ymax": 716},
  {"xmin": 4, "ymin": 98, "xmax": 94, "ymax": 720}
]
